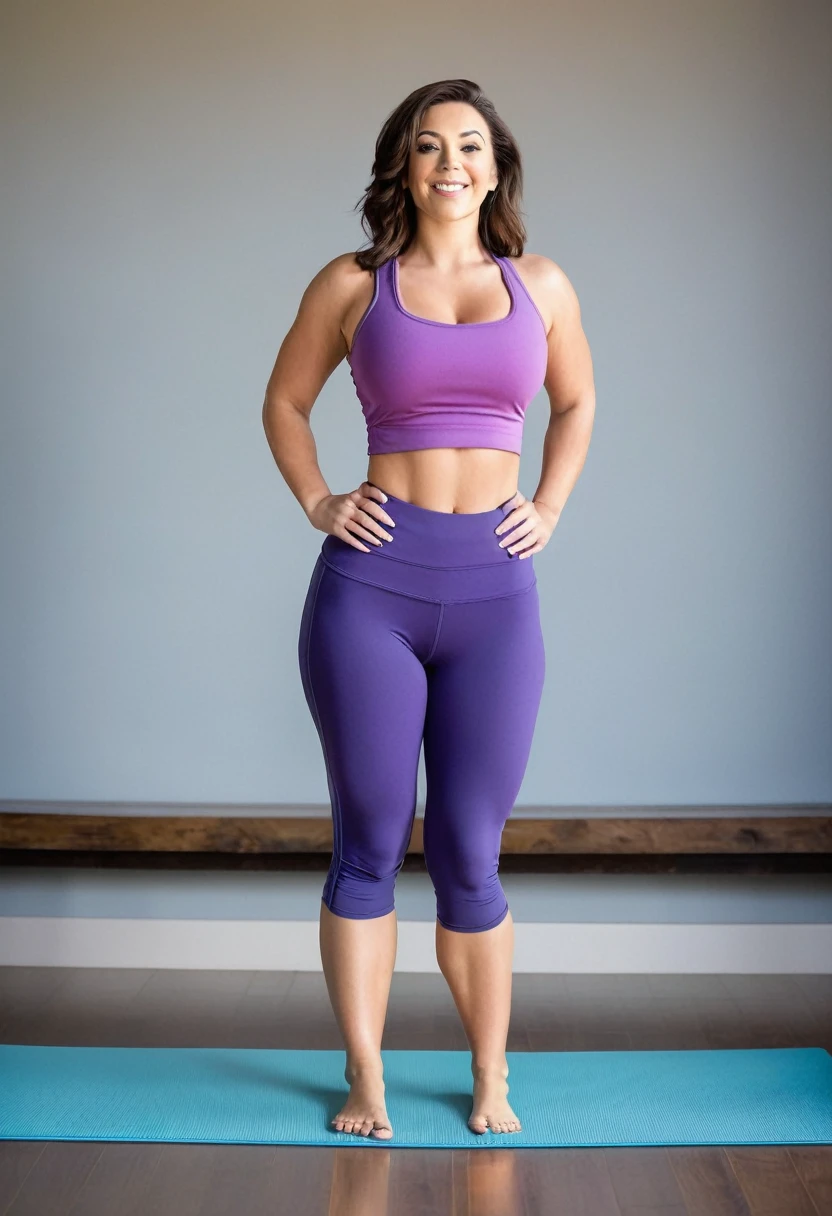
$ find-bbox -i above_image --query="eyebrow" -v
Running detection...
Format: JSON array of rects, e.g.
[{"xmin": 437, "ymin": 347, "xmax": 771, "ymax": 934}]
[{"xmin": 416, "ymin": 129, "xmax": 485, "ymax": 140}]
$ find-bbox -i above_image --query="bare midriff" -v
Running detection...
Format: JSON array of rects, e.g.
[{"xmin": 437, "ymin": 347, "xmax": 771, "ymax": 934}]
[{"xmin": 366, "ymin": 448, "xmax": 520, "ymax": 515}]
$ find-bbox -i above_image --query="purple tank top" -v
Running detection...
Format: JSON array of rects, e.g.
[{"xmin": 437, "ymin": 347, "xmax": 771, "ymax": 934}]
[{"xmin": 347, "ymin": 252, "xmax": 549, "ymax": 456}]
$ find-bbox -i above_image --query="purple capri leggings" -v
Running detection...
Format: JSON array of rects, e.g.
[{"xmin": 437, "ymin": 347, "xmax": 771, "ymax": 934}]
[{"xmin": 297, "ymin": 486, "xmax": 546, "ymax": 933}]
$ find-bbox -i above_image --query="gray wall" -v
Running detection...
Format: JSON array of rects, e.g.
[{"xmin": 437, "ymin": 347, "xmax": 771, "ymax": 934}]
[{"xmin": 2, "ymin": 0, "xmax": 830, "ymax": 927}]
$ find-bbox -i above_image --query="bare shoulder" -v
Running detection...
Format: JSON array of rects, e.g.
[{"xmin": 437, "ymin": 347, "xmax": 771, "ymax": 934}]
[
  {"xmin": 506, "ymin": 252, "xmax": 582, "ymax": 334},
  {"xmin": 297, "ymin": 252, "xmax": 375, "ymax": 354},
  {"xmin": 299, "ymin": 251, "xmax": 372, "ymax": 312},
  {"xmin": 264, "ymin": 253, "xmax": 376, "ymax": 408}
]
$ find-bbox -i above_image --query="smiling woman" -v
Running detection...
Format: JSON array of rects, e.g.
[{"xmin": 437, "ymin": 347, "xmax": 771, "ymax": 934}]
[{"xmin": 261, "ymin": 76, "xmax": 596, "ymax": 1142}]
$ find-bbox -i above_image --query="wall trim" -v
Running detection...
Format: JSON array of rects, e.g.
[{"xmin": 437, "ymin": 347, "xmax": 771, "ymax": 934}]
[{"xmin": 0, "ymin": 918, "xmax": 829, "ymax": 973}]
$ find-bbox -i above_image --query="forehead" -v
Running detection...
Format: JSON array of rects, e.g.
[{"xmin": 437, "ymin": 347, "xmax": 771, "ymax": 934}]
[{"xmin": 417, "ymin": 101, "xmax": 488, "ymax": 137}]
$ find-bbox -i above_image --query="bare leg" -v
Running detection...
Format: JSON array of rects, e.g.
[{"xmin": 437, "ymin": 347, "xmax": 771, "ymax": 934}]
[
  {"xmin": 319, "ymin": 900, "xmax": 397, "ymax": 1138},
  {"xmin": 435, "ymin": 909, "xmax": 522, "ymax": 1134}
]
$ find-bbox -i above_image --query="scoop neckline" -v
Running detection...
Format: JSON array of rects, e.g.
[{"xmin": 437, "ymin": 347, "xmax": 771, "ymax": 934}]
[{"xmin": 392, "ymin": 252, "xmax": 516, "ymax": 329}]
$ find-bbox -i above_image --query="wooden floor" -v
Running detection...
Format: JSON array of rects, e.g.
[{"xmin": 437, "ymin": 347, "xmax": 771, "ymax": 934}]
[{"xmin": 0, "ymin": 968, "xmax": 830, "ymax": 1215}]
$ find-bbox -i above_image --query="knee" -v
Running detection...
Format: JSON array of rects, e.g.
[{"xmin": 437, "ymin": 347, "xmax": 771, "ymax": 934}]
[
  {"xmin": 436, "ymin": 898, "xmax": 510, "ymax": 933},
  {"xmin": 322, "ymin": 855, "xmax": 399, "ymax": 920},
  {"xmin": 426, "ymin": 842, "xmax": 509, "ymax": 933}
]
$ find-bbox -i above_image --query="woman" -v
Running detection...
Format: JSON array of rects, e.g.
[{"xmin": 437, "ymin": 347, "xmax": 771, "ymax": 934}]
[{"xmin": 262, "ymin": 79, "xmax": 595, "ymax": 1141}]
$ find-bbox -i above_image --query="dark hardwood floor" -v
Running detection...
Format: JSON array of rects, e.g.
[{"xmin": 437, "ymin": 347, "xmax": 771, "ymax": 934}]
[{"xmin": 0, "ymin": 968, "xmax": 830, "ymax": 1215}]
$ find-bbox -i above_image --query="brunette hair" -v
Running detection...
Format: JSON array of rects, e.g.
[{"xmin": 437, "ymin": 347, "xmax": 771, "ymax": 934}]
[{"xmin": 353, "ymin": 79, "xmax": 527, "ymax": 270}]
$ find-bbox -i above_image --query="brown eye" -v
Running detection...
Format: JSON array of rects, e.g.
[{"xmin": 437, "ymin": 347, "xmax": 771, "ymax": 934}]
[{"xmin": 416, "ymin": 142, "xmax": 481, "ymax": 153}]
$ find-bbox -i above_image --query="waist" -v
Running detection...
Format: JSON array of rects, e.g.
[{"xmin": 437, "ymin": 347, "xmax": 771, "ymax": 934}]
[
  {"xmin": 319, "ymin": 491, "xmax": 536, "ymax": 603},
  {"xmin": 366, "ymin": 453, "xmax": 520, "ymax": 516}
]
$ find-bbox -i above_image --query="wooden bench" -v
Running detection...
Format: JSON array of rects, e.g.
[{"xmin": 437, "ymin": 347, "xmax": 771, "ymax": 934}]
[{"xmin": 1, "ymin": 808, "xmax": 830, "ymax": 873}]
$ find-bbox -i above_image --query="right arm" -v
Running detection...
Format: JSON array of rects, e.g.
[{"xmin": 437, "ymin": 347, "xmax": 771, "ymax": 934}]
[{"xmin": 261, "ymin": 254, "xmax": 394, "ymax": 552}]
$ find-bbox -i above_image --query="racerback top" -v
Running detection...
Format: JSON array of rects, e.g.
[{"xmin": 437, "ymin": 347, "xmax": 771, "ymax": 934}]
[{"xmin": 347, "ymin": 252, "xmax": 549, "ymax": 456}]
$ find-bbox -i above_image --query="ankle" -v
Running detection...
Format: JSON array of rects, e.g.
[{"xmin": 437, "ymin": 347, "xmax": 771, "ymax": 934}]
[
  {"xmin": 346, "ymin": 1053, "xmax": 384, "ymax": 1075},
  {"xmin": 471, "ymin": 1059, "xmax": 509, "ymax": 1080}
]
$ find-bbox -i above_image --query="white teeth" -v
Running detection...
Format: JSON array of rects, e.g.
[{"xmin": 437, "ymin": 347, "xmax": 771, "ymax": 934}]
[{"xmin": 433, "ymin": 183, "xmax": 465, "ymax": 193}]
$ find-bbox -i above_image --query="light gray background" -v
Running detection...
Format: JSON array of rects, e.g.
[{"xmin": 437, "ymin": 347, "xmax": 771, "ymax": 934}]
[{"xmin": 1, "ymin": 0, "xmax": 830, "ymax": 928}]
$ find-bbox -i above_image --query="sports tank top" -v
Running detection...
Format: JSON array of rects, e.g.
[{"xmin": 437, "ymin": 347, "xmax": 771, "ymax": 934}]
[{"xmin": 347, "ymin": 252, "xmax": 549, "ymax": 456}]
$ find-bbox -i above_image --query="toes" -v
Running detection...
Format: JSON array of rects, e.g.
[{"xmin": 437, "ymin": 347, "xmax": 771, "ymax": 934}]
[
  {"xmin": 469, "ymin": 1114, "xmax": 521, "ymax": 1135},
  {"xmin": 332, "ymin": 1114, "xmax": 393, "ymax": 1138}
]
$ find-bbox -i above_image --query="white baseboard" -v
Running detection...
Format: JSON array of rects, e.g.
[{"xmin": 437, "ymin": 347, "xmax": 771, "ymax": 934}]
[{"xmin": 0, "ymin": 918, "xmax": 830, "ymax": 972}]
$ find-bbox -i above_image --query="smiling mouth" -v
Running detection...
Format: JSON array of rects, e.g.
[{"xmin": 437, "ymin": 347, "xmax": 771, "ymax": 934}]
[{"xmin": 431, "ymin": 183, "xmax": 468, "ymax": 195}]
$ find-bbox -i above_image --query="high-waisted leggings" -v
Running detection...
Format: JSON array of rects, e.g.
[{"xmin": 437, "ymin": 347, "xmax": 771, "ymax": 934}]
[{"xmin": 297, "ymin": 485, "xmax": 546, "ymax": 933}]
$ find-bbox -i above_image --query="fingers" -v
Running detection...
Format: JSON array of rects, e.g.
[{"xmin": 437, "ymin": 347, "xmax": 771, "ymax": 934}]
[
  {"xmin": 345, "ymin": 483, "xmax": 395, "ymax": 545},
  {"xmin": 335, "ymin": 484, "xmax": 396, "ymax": 552},
  {"xmin": 496, "ymin": 512, "xmax": 536, "ymax": 548},
  {"xmin": 344, "ymin": 518, "xmax": 392, "ymax": 547},
  {"xmin": 357, "ymin": 483, "xmax": 397, "ymax": 530},
  {"xmin": 335, "ymin": 515, "xmax": 384, "ymax": 552},
  {"xmin": 336, "ymin": 531, "xmax": 372, "ymax": 553},
  {"xmin": 496, "ymin": 495, "xmax": 552, "ymax": 557},
  {"xmin": 350, "ymin": 507, "xmax": 394, "ymax": 546},
  {"xmin": 502, "ymin": 524, "xmax": 538, "ymax": 554},
  {"xmin": 495, "ymin": 497, "xmax": 528, "ymax": 538}
]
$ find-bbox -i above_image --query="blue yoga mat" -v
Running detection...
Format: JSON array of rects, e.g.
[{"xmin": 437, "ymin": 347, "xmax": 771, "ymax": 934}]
[{"xmin": 1, "ymin": 1045, "xmax": 830, "ymax": 1148}]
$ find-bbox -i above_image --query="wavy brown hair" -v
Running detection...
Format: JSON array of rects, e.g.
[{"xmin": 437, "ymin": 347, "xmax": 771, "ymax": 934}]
[{"xmin": 353, "ymin": 79, "xmax": 527, "ymax": 270}]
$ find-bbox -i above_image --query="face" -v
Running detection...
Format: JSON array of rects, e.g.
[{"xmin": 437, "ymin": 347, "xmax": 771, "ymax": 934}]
[{"xmin": 402, "ymin": 101, "xmax": 499, "ymax": 220}]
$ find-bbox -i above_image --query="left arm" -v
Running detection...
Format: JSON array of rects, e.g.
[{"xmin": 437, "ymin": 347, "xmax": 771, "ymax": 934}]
[
  {"xmin": 533, "ymin": 258, "xmax": 596, "ymax": 517},
  {"xmin": 496, "ymin": 258, "xmax": 596, "ymax": 557}
]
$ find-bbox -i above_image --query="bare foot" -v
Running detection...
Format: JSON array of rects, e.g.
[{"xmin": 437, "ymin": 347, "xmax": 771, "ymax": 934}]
[
  {"xmin": 468, "ymin": 1065, "xmax": 522, "ymax": 1135},
  {"xmin": 331, "ymin": 1059, "xmax": 393, "ymax": 1139}
]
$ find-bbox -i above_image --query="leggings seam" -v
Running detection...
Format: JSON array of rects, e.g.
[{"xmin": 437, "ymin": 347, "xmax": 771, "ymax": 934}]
[
  {"xmin": 424, "ymin": 602, "xmax": 445, "ymax": 664},
  {"xmin": 353, "ymin": 549, "xmax": 514, "ymax": 572},
  {"xmin": 304, "ymin": 559, "xmax": 342, "ymax": 908},
  {"xmin": 319, "ymin": 550, "xmax": 537, "ymax": 605}
]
